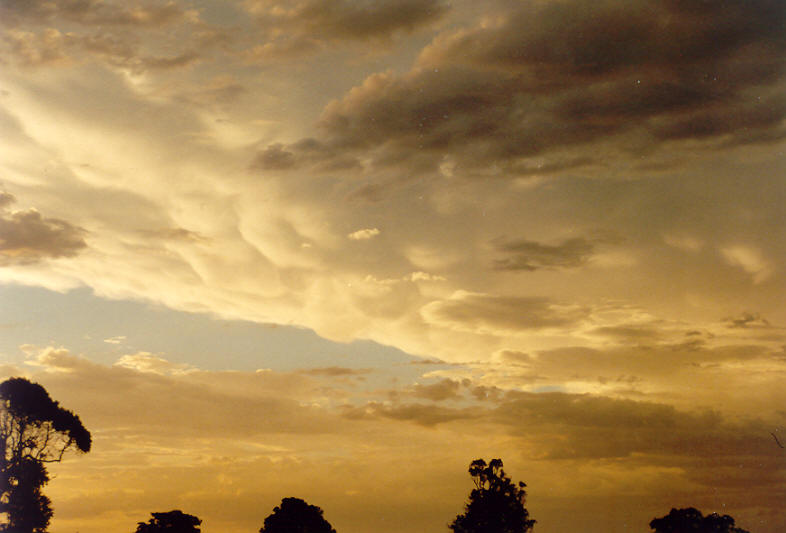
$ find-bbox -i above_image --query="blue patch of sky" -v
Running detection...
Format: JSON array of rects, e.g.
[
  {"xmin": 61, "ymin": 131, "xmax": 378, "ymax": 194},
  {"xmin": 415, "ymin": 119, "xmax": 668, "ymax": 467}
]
[{"xmin": 0, "ymin": 285, "xmax": 447, "ymax": 386}]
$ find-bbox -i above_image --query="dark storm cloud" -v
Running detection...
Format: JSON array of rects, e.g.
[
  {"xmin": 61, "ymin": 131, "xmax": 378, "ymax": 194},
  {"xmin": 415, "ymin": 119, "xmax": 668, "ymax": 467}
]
[
  {"xmin": 251, "ymin": 138, "xmax": 362, "ymax": 173},
  {"xmin": 248, "ymin": 0, "xmax": 448, "ymax": 42},
  {"xmin": 493, "ymin": 390, "xmax": 779, "ymax": 463},
  {"xmin": 421, "ymin": 293, "xmax": 589, "ymax": 334},
  {"xmin": 0, "ymin": 194, "xmax": 87, "ymax": 265},
  {"xmin": 0, "ymin": 1, "xmax": 220, "ymax": 72},
  {"xmin": 0, "ymin": 0, "xmax": 186, "ymax": 28},
  {"xmin": 494, "ymin": 237, "xmax": 595, "ymax": 271},
  {"xmin": 276, "ymin": 0, "xmax": 786, "ymax": 174}
]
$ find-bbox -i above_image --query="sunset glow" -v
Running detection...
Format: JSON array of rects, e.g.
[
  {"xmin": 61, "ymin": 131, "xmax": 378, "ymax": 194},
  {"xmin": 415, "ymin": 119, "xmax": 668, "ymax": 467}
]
[{"xmin": 1, "ymin": 1, "xmax": 784, "ymax": 532}]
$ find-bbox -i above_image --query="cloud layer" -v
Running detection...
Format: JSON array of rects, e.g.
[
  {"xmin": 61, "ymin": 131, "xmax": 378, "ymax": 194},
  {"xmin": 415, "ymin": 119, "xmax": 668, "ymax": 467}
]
[{"xmin": 0, "ymin": 1, "xmax": 783, "ymax": 532}]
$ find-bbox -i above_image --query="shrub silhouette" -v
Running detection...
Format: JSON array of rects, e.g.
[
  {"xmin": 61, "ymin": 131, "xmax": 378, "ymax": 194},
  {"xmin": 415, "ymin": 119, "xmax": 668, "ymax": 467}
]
[
  {"xmin": 260, "ymin": 497, "xmax": 336, "ymax": 533},
  {"xmin": 450, "ymin": 458, "xmax": 535, "ymax": 533},
  {"xmin": 649, "ymin": 507, "xmax": 750, "ymax": 533},
  {"xmin": 135, "ymin": 510, "xmax": 202, "ymax": 533}
]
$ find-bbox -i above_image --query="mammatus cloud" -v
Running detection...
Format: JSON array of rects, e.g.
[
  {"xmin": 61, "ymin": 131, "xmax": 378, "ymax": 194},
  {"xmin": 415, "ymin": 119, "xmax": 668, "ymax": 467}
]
[
  {"xmin": 0, "ymin": 192, "xmax": 87, "ymax": 265},
  {"xmin": 493, "ymin": 237, "xmax": 595, "ymax": 271},
  {"xmin": 421, "ymin": 291, "xmax": 589, "ymax": 335}
]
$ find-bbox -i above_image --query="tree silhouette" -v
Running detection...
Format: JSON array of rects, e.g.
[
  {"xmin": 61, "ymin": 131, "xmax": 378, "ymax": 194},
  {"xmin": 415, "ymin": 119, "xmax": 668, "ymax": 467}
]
[
  {"xmin": 1, "ymin": 377, "xmax": 91, "ymax": 533},
  {"xmin": 450, "ymin": 458, "xmax": 535, "ymax": 533},
  {"xmin": 260, "ymin": 497, "xmax": 336, "ymax": 533},
  {"xmin": 135, "ymin": 510, "xmax": 202, "ymax": 533},
  {"xmin": 649, "ymin": 507, "xmax": 750, "ymax": 533}
]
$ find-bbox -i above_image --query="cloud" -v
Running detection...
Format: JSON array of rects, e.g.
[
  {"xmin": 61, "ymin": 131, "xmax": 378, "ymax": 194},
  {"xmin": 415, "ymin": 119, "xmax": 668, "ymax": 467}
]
[
  {"xmin": 244, "ymin": 0, "xmax": 448, "ymax": 54},
  {"xmin": 720, "ymin": 245, "xmax": 775, "ymax": 283},
  {"xmin": 410, "ymin": 378, "xmax": 462, "ymax": 401},
  {"xmin": 492, "ymin": 390, "xmax": 779, "ymax": 464},
  {"xmin": 298, "ymin": 366, "xmax": 371, "ymax": 377},
  {"xmin": 723, "ymin": 312, "xmax": 772, "ymax": 329},
  {"xmin": 114, "ymin": 352, "xmax": 196, "ymax": 375},
  {"xmin": 0, "ymin": 0, "xmax": 187, "ymax": 28},
  {"xmin": 24, "ymin": 345, "xmax": 96, "ymax": 373},
  {"xmin": 268, "ymin": 0, "xmax": 786, "ymax": 175},
  {"xmin": 0, "ymin": 2, "xmax": 214, "ymax": 73},
  {"xmin": 493, "ymin": 237, "xmax": 595, "ymax": 271},
  {"xmin": 16, "ymin": 346, "xmax": 343, "ymax": 438},
  {"xmin": 342, "ymin": 401, "xmax": 477, "ymax": 426},
  {"xmin": 251, "ymin": 139, "xmax": 362, "ymax": 173},
  {"xmin": 251, "ymin": 143, "xmax": 297, "ymax": 170},
  {"xmin": 3, "ymin": 343, "xmax": 784, "ymax": 533},
  {"xmin": 421, "ymin": 291, "xmax": 589, "ymax": 335},
  {"xmin": 347, "ymin": 227, "xmax": 380, "ymax": 240},
  {"xmin": 0, "ymin": 194, "xmax": 87, "ymax": 265}
]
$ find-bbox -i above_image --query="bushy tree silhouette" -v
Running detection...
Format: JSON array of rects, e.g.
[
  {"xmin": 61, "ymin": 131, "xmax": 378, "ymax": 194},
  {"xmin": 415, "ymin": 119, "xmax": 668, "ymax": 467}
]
[
  {"xmin": 649, "ymin": 507, "xmax": 750, "ymax": 533},
  {"xmin": 450, "ymin": 458, "xmax": 535, "ymax": 533},
  {"xmin": 260, "ymin": 497, "xmax": 336, "ymax": 533},
  {"xmin": 135, "ymin": 510, "xmax": 202, "ymax": 533},
  {"xmin": 1, "ymin": 377, "xmax": 91, "ymax": 533}
]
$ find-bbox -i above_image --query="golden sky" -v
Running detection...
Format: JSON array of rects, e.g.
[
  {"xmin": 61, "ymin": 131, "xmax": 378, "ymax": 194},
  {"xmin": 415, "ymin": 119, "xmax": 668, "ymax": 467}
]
[{"xmin": 0, "ymin": 1, "xmax": 784, "ymax": 532}]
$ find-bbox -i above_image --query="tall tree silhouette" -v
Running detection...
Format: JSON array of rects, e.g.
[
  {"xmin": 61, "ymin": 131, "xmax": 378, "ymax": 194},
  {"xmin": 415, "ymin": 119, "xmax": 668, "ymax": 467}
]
[
  {"xmin": 135, "ymin": 510, "xmax": 202, "ymax": 533},
  {"xmin": 450, "ymin": 458, "xmax": 535, "ymax": 533},
  {"xmin": 650, "ymin": 507, "xmax": 750, "ymax": 533},
  {"xmin": 260, "ymin": 497, "xmax": 336, "ymax": 533},
  {"xmin": 1, "ymin": 377, "xmax": 91, "ymax": 533}
]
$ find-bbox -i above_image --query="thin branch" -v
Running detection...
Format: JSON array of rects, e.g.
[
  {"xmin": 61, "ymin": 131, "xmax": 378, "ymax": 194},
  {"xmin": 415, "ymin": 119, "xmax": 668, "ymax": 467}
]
[{"xmin": 771, "ymin": 432, "xmax": 784, "ymax": 449}]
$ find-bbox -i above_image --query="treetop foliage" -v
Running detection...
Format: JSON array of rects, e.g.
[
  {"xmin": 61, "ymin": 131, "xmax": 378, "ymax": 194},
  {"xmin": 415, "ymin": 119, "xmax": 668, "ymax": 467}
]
[
  {"xmin": 260, "ymin": 497, "xmax": 336, "ymax": 533},
  {"xmin": 1, "ymin": 377, "xmax": 92, "ymax": 533},
  {"xmin": 0, "ymin": 377, "xmax": 91, "ymax": 455},
  {"xmin": 650, "ymin": 507, "xmax": 750, "ymax": 533},
  {"xmin": 450, "ymin": 458, "xmax": 535, "ymax": 533},
  {"xmin": 135, "ymin": 510, "xmax": 202, "ymax": 533}
]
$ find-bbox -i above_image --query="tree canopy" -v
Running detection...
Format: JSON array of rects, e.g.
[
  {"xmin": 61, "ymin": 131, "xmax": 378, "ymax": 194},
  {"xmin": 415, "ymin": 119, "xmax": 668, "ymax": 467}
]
[
  {"xmin": 450, "ymin": 458, "xmax": 535, "ymax": 533},
  {"xmin": 1, "ymin": 377, "xmax": 91, "ymax": 533},
  {"xmin": 0, "ymin": 377, "xmax": 91, "ymax": 460},
  {"xmin": 650, "ymin": 507, "xmax": 750, "ymax": 533},
  {"xmin": 260, "ymin": 497, "xmax": 336, "ymax": 533},
  {"xmin": 135, "ymin": 510, "xmax": 202, "ymax": 533}
]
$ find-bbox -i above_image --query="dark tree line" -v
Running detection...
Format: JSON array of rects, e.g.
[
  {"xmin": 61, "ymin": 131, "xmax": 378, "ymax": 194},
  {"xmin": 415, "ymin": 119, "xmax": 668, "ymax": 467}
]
[
  {"xmin": 1, "ymin": 379, "xmax": 755, "ymax": 533},
  {"xmin": 650, "ymin": 507, "xmax": 750, "ymax": 533},
  {"xmin": 134, "ymin": 498, "xmax": 335, "ymax": 533}
]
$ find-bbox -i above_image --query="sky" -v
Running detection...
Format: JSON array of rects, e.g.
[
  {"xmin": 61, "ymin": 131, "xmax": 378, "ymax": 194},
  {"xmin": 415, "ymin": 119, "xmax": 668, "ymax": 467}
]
[{"xmin": 0, "ymin": 0, "xmax": 784, "ymax": 532}]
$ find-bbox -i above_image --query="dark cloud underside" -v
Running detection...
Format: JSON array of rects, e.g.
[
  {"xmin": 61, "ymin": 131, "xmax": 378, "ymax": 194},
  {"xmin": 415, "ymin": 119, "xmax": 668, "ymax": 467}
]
[
  {"xmin": 422, "ymin": 293, "xmax": 589, "ymax": 333},
  {"xmin": 267, "ymin": 0, "xmax": 785, "ymax": 175},
  {"xmin": 0, "ymin": 194, "xmax": 87, "ymax": 265},
  {"xmin": 494, "ymin": 237, "xmax": 595, "ymax": 271}
]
